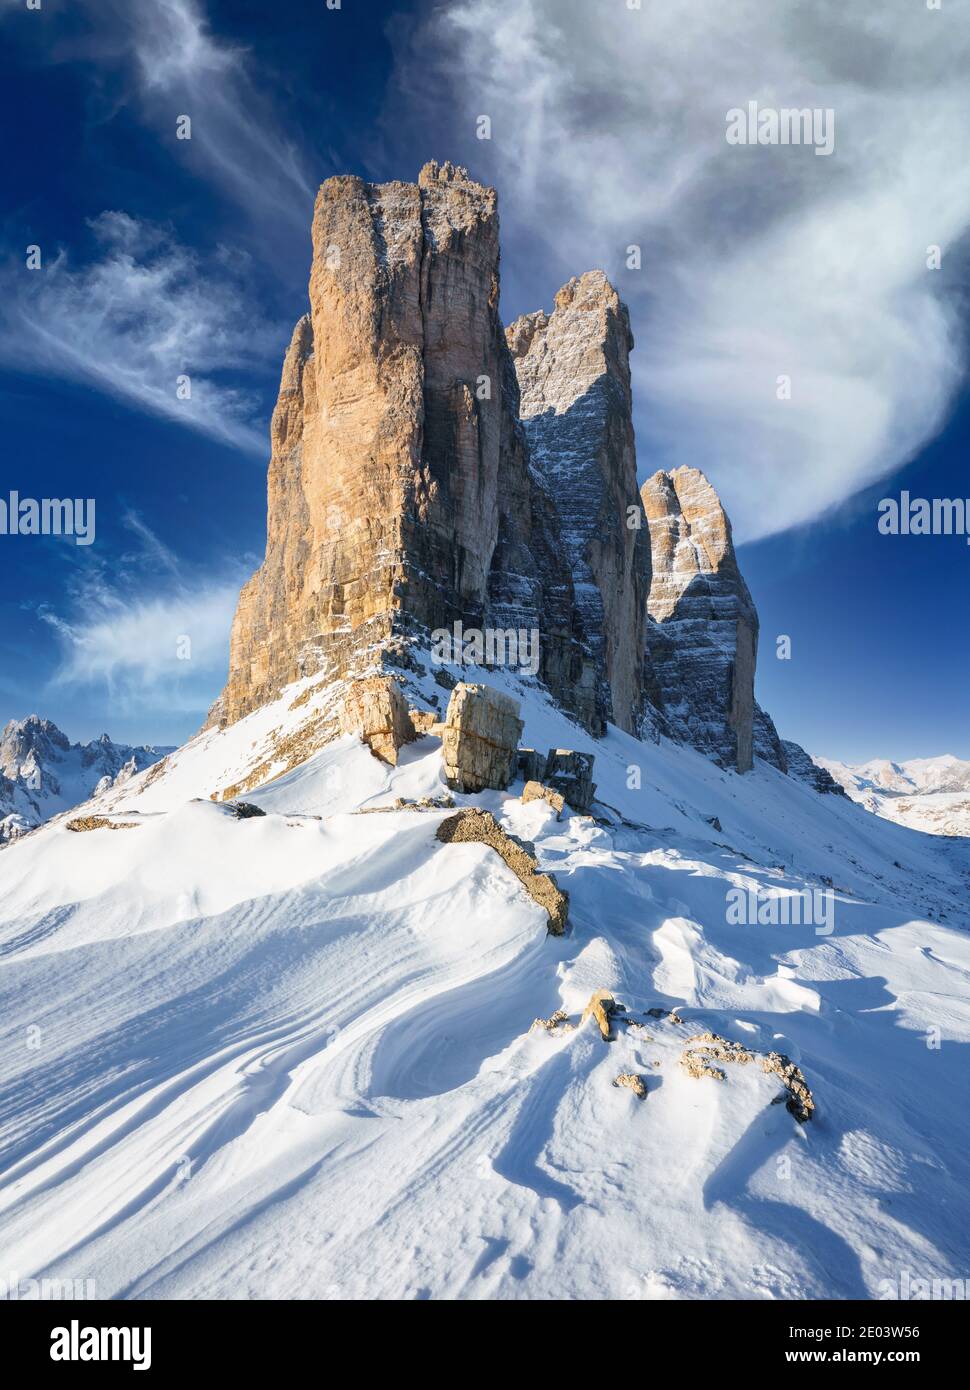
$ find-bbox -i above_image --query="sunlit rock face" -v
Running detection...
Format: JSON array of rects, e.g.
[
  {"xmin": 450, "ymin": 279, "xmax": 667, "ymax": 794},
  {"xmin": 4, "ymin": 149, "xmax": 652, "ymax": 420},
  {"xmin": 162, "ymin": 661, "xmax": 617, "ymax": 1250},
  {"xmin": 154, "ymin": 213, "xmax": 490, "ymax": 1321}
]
[
  {"xmin": 508, "ymin": 272, "xmax": 651, "ymax": 735},
  {"xmin": 214, "ymin": 161, "xmax": 599, "ymax": 732},
  {"xmin": 640, "ymin": 466, "xmax": 758, "ymax": 773}
]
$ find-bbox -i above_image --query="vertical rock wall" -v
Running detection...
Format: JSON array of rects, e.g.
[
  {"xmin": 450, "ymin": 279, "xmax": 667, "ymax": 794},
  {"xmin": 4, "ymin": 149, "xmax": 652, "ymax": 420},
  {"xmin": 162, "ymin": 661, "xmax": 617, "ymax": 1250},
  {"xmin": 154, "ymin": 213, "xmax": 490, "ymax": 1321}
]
[
  {"xmin": 507, "ymin": 272, "xmax": 650, "ymax": 733},
  {"xmin": 214, "ymin": 162, "xmax": 598, "ymax": 731}
]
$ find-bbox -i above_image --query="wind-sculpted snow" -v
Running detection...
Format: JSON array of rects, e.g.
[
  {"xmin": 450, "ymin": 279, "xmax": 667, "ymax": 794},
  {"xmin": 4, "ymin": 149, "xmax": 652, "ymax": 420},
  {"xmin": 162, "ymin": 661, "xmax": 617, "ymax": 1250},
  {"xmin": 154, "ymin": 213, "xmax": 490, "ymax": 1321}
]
[{"xmin": 1, "ymin": 669, "xmax": 969, "ymax": 1300}]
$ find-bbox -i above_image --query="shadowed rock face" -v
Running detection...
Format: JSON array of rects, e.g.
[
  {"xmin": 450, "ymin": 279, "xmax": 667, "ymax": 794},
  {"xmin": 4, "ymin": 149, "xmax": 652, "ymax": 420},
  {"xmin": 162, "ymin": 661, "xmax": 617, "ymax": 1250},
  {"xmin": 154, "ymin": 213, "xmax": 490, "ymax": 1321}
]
[
  {"xmin": 213, "ymin": 161, "xmax": 599, "ymax": 732},
  {"xmin": 507, "ymin": 272, "xmax": 650, "ymax": 734},
  {"xmin": 641, "ymin": 467, "xmax": 758, "ymax": 772}
]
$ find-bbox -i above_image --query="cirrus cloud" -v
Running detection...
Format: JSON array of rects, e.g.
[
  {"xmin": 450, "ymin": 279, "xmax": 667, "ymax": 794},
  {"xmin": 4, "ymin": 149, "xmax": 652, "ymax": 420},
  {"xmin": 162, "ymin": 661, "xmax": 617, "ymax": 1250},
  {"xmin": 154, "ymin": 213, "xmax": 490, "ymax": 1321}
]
[
  {"xmin": 1, "ymin": 211, "xmax": 281, "ymax": 451},
  {"xmin": 397, "ymin": 0, "xmax": 970, "ymax": 541}
]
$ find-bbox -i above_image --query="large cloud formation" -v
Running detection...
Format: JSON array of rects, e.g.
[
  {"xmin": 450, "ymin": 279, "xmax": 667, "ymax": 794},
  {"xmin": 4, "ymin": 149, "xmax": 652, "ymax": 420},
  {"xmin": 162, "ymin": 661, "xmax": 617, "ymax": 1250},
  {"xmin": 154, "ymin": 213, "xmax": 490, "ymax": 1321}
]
[{"xmin": 403, "ymin": 0, "xmax": 969, "ymax": 540}]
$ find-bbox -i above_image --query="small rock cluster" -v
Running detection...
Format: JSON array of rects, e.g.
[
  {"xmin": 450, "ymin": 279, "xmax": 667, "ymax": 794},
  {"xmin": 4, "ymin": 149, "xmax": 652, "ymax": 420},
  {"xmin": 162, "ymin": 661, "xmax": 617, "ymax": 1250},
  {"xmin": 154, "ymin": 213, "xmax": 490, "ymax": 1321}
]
[
  {"xmin": 224, "ymin": 801, "xmax": 266, "ymax": 819},
  {"xmin": 530, "ymin": 994, "xmax": 648, "ymax": 1101},
  {"xmin": 340, "ymin": 681, "xmax": 598, "ymax": 817},
  {"xmin": 530, "ymin": 1008, "xmax": 571, "ymax": 1034},
  {"xmin": 679, "ymin": 1030, "xmax": 815, "ymax": 1122},
  {"xmin": 65, "ymin": 816, "xmax": 138, "ymax": 833},
  {"xmin": 762, "ymin": 1051, "xmax": 816, "ymax": 1123},
  {"xmin": 408, "ymin": 708, "xmax": 440, "ymax": 736},
  {"xmin": 613, "ymin": 1073, "xmax": 647, "ymax": 1100},
  {"xmin": 518, "ymin": 750, "xmax": 597, "ymax": 812},
  {"xmin": 679, "ymin": 1032, "xmax": 754, "ymax": 1081}
]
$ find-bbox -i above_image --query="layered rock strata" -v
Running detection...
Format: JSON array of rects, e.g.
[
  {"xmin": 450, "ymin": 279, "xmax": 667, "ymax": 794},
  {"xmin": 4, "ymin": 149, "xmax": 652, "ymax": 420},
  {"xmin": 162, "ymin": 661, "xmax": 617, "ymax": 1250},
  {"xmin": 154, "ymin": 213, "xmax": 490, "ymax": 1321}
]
[
  {"xmin": 640, "ymin": 467, "xmax": 758, "ymax": 773},
  {"xmin": 507, "ymin": 272, "xmax": 650, "ymax": 733},
  {"xmin": 542, "ymin": 749, "xmax": 596, "ymax": 812},
  {"xmin": 339, "ymin": 677, "xmax": 415, "ymax": 766},
  {"xmin": 440, "ymin": 682, "xmax": 523, "ymax": 793},
  {"xmin": 213, "ymin": 162, "xmax": 599, "ymax": 733}
]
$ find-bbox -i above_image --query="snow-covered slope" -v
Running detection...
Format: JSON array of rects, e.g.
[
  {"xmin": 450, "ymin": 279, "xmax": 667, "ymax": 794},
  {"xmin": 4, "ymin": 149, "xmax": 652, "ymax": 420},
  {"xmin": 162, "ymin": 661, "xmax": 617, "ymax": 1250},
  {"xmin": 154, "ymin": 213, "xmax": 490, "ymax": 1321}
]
[
  {"xmin": 0, "ymin": 715, "xmax": 171, "ymax": 845},
  {"xmin": 1, "ymin": 664, "xmax": 969, "ymax": 1300},
  {"xmin": 817, "ymin": 753, "xmax": 970, "ymax": 838}
]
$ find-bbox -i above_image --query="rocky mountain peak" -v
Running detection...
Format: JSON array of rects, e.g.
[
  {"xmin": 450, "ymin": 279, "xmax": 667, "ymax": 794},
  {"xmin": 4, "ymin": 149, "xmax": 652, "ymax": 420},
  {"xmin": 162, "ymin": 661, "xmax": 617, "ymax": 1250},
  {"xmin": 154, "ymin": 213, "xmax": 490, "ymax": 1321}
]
[
  {"xmin": 640, "ymin": 466, "xmax": 758, "ymax": 772},
  {"xmin": 507, "ymin": 269, "xmax": 650, "ymax": 733},
  {"xmin": 214, "ymin": 162, "xmax": 601, "ymax": 734},
  {"xmin": 417, "ymin": 159, "xmax": 473, "ymax": 187},
  {"xmin": 0, "ymin": 718, "xmax": 171, "ymax": 844},
  {"xmin": 207, "ymin": 159, "xmax": 829, "ymax": 792}
]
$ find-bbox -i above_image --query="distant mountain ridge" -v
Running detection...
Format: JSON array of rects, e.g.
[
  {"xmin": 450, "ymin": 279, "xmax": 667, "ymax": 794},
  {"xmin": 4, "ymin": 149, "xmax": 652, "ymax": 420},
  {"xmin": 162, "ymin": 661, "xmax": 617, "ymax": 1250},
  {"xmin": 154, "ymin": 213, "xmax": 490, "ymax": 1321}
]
[
  {"xmin": 0, "ymin": 715, "xmax": 172, "ymax": 843},
  {"xmin": 814, "ymin": 753, "xmax": 970, "ymax": 837}
]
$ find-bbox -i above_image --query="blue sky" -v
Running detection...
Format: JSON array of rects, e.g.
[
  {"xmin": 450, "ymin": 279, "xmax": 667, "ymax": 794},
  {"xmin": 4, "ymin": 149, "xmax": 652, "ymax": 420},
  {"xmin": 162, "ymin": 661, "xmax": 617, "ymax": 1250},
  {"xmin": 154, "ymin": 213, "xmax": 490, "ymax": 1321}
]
[{"xmin": 0, "ymin": 0, "xmax": 967, "ymax": 761}]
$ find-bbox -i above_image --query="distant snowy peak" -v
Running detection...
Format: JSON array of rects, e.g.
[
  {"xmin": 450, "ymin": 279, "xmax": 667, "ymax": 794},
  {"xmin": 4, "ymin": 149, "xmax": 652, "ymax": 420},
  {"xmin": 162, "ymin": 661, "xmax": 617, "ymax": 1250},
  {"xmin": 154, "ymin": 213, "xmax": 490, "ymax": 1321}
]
[
  {"xmin": 817, "ymin": 753, "xmax": 970, "ymax": 797},
  {"xmin": 0, "ymin": 715, "xmax": 172, "ymax": 843},
  {"xmin": 814, "ymin": 753, "xmax": 970, "ymax": 837}
]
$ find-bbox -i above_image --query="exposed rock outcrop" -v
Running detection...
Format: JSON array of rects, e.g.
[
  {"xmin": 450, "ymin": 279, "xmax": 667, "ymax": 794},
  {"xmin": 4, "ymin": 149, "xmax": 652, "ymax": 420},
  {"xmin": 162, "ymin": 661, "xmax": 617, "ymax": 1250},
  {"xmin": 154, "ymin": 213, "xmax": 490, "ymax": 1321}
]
[
  {"xmin": 408, "ymin": 708, "xmax": 439, "ymax": 736},
  {"xmin": 516, "ymin": 749, "xmax": 544, "ymax": 783},
  {"xmin": 530, "ymin": 1008, "xmax": 571, "ymax": 1034},
  {"xmin": 641, "ymin": 467, "xmax": 758, "ymax": 773},
  {"xmin": 213, "ymin": 162, "xmax": 599, "ymax": 734},
  {"xmin": 339, "ymin": 677, "xmax": 416, "ymax": 766},
  {"xmin": 680, "ymin": 1032, "xmax": 754, "ymax": 1080},
  {"xmin": 580, "ymin": 989, "xmax": 617, "ymax": 1041},
  {"xmin": 762, "ymin": 1051, "xmax": 815, "ymax": 1123},
  {"xmin": 781, "ymin": 739, "xmax": 846, "ymax": 796},
  {"xmin": 435, "ymin": 808, "xmax": 568, "ymax": 933},
  {"xmin": 521, "ymin": 780, "xmax": 565, "ymax": 818},
  {"xmin": 542, "ymin": 749, "xmax": 596, "ymax": 812},
  {"xmin": 753, "ymin": 702, "xmax": 790, "ymax": 771},
  {"xmin": 679, "ymin": 1032, "xmax": 815, "ymax": 1122},
  {"xmin": 613, "ymin": 1073, "xmax": 647, "ymax": 1099},
  {"xmin": 508, "ymin": 272, "xmax": 651, "ymax": 734},
  {"xmin": 440, "ymin": 682, "xmax": 523, "ymax": 792},
  {"xmin": 65, "ymin": 816, "xmax": 139, "ymax": 833},
  {"xmin": 224, "ymin": 801, "xmax": 267, "ymax": 819}
]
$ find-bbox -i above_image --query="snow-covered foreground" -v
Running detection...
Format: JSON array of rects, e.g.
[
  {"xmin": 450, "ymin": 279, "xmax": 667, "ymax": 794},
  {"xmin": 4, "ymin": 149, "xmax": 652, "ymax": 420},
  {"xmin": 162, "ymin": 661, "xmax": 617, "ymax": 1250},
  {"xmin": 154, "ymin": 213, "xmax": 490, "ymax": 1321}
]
[{"xmin": 1, "ymin": 669, "xmax": 969, "ymax": 1300}]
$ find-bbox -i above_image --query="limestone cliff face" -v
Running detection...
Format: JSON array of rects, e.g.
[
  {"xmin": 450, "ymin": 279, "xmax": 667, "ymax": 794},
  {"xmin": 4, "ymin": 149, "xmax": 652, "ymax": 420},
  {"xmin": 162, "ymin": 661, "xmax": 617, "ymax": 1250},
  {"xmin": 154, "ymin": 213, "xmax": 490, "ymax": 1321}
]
[
  {"xmin": 641, "ymin": 467, "xmax": 758, "ymax": 772},
  {"xmin": 215, "ymin": 162, "xmax": 598, "ymax": 731},
  {"xmin": 507, "ymin": 272, "xmax": 650, "ymax": 734}
]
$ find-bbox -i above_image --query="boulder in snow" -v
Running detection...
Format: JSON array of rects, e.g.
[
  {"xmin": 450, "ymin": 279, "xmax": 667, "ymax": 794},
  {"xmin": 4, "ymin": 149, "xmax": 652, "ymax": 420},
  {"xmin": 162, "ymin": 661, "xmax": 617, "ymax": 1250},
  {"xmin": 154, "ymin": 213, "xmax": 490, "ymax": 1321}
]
[
  {"xmin": 521, "ymin": 781, "xmax": 566, "ymax": 818},
  {"xmin": 339, "ymin": 677, "xmax": 416, "ymax": 766},
  {"xmin": 543, "ymin": 749, "xmax": 596, "ymax": 812},
  {"xmin": 440, "ymin": 683, "xmax": 523, "ymax": 793},
  {"xmin": 581, "ymin": 989, "xmax": 617, "ymax": 1040}
]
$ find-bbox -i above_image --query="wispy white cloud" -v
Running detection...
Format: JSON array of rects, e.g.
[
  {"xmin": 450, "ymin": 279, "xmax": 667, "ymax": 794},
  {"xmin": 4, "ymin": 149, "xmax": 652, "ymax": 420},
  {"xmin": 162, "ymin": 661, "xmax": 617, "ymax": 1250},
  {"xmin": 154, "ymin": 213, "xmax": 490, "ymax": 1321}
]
[
  {"xmin": 1, "ymin": 211, "xmax": 279, "ymax": 450},
  {"xmin": 38, "ymin": 513, "xmax": 248, "ymax": 717},
  {"xmin": 81, "ymin": 0, "xmax": 314, "ymax": 232},
  {"xmin": 402, "ymin": 0, "xmax": 970, "ymax": 541}
]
